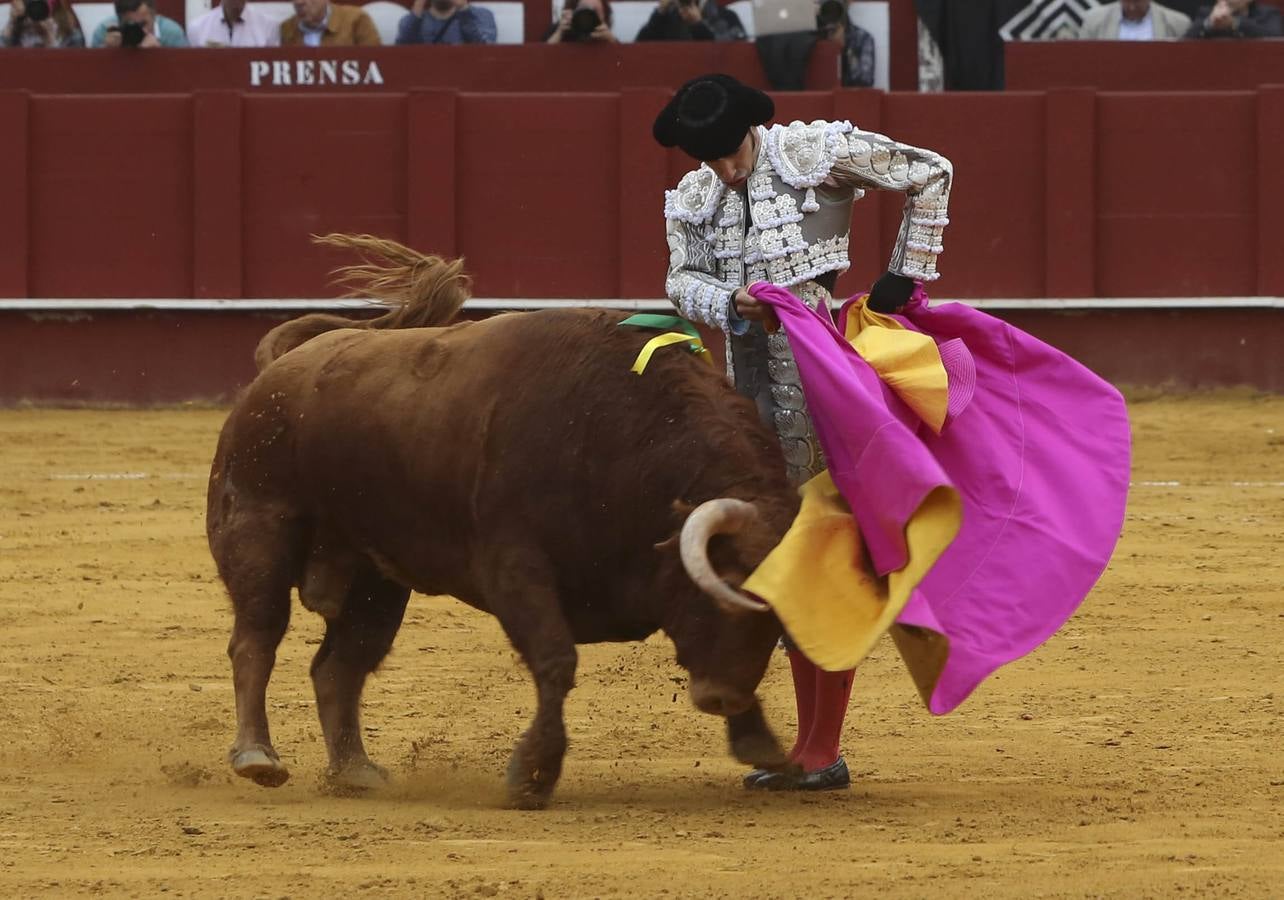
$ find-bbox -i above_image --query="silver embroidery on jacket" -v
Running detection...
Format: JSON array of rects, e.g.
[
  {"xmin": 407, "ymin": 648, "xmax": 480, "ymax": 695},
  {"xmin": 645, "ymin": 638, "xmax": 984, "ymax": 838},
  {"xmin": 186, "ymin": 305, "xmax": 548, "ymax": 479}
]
[{"xmin": 661, "ymin": 120, "xmax": 952, "ymax": 483}]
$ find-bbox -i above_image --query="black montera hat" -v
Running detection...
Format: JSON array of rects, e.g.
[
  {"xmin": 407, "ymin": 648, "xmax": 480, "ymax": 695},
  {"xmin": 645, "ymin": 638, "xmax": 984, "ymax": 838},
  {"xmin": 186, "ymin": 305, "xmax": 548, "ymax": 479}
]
[{"xmin": 652, "ymin": 74, "xmax": 775, "ymax": 162}]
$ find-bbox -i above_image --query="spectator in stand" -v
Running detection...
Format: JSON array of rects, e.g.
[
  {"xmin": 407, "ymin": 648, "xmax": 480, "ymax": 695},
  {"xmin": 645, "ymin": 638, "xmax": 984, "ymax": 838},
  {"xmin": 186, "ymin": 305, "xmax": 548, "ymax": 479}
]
[
  {"xmin": 1185, "ymin": 0, "xmax": 1282, "ymax": 36},
  {"xmin": 396, "ymin": 0, "xmax": 496, "ymax": 44},
  {"xmin": 280, "ymin": 0, "xmax": 381, "ymax": 45},
  {"xmin": 818, "ymin": 0, "xmax": 874, "ymax": 88},
  {"xmin": 92, "ymin": 0, "xmax": 187, "ymax": 46},
  {"xmin": 1077, "ymin": 0, "xmax": 1191, "ymax": 39},
  {"xmin": 635, "ymin": 0, "xmax": 746, "ymax": 42},
  {"xmin": 545, "ymin": 0, "xmax": 617, "ymax": 42},
  {"xmin": 3, "ymin": 0, "xmax": 84, "ymax": 46},
  {"xmin": 187, "ymin": 0, "xmax": 281, "ymax": 46}
]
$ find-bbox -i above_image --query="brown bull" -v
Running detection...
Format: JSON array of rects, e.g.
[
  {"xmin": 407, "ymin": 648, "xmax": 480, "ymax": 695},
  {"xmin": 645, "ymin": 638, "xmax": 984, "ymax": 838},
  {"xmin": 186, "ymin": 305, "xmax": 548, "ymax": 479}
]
[{"xmin": 207, "ymin": 235, "xmax": 802, "ymax": 808}]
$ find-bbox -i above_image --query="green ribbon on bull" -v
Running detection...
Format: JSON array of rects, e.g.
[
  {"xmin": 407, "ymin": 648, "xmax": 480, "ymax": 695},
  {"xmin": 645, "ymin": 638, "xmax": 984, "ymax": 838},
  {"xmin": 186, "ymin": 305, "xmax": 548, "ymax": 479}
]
[{"xmin": 618, "ymin": 314, "xmax": 714, "ymax": 374}]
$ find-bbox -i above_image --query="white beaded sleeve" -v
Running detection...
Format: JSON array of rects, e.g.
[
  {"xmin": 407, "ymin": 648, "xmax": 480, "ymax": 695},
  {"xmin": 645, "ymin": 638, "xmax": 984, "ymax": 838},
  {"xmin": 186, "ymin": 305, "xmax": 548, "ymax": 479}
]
[
  {"xmin": 663, "ymin": 217, "xmax": 735, "ymax": 332},
  {"xmin": 830, "ymin": 129, "xmax": 953, "ymax": 282}
]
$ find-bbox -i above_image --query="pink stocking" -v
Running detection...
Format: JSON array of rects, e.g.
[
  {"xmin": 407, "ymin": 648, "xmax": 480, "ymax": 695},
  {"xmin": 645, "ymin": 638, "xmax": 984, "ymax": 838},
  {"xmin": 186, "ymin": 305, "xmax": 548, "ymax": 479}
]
[
  {"xmin": 785, "ymin": 649, "xmax": 818, "ymax": 762},
  {"xmin": 795, "ymin": 666, "xmax": 854, "ymax": 773}
]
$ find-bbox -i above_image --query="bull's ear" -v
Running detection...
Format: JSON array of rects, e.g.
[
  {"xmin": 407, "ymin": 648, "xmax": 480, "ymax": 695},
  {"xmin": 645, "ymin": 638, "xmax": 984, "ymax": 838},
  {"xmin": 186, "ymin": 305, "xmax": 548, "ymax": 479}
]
[
  {"xmin": 654, "ymin": 499, "xmax": 696, "ymax": 552},
  {"xmin": 654, "ymin": 533, "xmax": 679, "ymax": 552}
]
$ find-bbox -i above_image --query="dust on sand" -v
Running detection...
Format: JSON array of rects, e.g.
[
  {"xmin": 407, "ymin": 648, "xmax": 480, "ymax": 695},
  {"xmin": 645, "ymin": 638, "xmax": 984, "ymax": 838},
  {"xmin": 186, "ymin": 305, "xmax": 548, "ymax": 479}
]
[{"xmin": 0, "ymin": 392, "xmax": 1280, "ymax": 898}]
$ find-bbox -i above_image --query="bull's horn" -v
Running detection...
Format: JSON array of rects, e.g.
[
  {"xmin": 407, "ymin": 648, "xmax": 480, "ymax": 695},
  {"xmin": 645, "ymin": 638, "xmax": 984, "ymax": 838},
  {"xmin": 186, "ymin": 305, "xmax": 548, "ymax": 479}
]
[{"xmin": 679, "ymin": 499, "xmax": 771, "ymax": 614}]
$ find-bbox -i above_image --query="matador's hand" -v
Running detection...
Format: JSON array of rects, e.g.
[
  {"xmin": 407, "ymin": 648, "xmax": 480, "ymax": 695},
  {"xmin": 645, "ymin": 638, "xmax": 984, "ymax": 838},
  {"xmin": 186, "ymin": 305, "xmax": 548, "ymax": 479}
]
[
  {"xmin": 733, "ymin": 288, "xmax": 780, "ymax": 334},
  {"xmin": 866, "ymin": 271, "xmax": 915, "ymax": 314}
]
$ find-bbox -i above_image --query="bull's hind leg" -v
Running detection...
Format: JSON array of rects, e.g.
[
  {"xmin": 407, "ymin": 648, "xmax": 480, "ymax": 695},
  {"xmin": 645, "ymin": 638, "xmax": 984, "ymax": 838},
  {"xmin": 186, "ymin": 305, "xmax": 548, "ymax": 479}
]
[
  {"xmin": 479, "ymin": 548, "xmax": 578, "ymax": 810},
  {"xmin": 214, "ymin": 507, "xmax": 302, "ymax": 788},
  {"xmin": 309, "ymin": 563, "xmax": 410, "ymax": 793}
]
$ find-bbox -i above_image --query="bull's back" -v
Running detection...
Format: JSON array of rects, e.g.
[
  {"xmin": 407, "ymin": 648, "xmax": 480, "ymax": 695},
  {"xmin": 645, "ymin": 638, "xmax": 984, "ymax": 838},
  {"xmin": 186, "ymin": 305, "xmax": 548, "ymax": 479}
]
[{"xmin": 213, "ymin": 309, "xmax": 770, "ymax": 598}]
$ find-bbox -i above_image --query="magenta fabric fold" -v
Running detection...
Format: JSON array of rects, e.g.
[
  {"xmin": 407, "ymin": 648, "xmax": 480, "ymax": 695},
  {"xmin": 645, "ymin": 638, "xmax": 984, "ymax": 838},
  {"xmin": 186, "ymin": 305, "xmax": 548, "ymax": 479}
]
[{"xmin": 747, "ymin": 282, "xmax": 1131, "ymax": 714}]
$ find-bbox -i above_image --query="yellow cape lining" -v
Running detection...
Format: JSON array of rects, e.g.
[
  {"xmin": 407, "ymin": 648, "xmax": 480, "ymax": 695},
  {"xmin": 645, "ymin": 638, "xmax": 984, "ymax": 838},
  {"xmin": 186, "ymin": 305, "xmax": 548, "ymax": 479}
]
[{"xmin": 740, "ymin": 296, "xmax": 961, "ymax": 673}]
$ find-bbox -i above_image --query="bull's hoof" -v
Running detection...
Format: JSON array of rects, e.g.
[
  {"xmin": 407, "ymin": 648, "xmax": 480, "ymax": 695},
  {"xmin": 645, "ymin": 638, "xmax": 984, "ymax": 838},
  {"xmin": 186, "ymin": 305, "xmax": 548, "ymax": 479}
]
[
  {"xmin": 730, "ymin": 731, "xmax": 789, "ymax": 770},
  {"xmin": 323, "ymin": 759, "xmax": 390, "ymax": 795},
  {"xmin": 507, "ymin": 788, "xmax": 551, "ymax": 811},
  {"xmin": 505, "ymin": 756, "xmax": 557, "ymax": 810},
  {"xmin": 230, "ymin": 745, "xmax": 290, "ymax": 788}
]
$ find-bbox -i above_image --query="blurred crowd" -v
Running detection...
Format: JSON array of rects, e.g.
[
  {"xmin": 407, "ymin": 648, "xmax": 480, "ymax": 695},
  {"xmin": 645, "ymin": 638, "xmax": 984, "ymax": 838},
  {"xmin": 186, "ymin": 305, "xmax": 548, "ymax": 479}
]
[
  {"xmin": 918, "ymin": 0, "xmax": 1281, "ymax": 91},
  {"xmin": 4, "ymin": 0, "xmax": 1278, "ymax": 92},
  {"xmin": 0, "ymin": 0, "xmax": 878, "ymax": 89}
]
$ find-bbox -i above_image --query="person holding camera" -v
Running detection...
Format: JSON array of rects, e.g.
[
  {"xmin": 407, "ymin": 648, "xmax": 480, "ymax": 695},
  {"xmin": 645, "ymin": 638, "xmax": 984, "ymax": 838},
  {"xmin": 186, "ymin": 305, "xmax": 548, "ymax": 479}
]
[
  {"xmin": 816, "ymin": 0, "xmax": 874, "ymax": 88},
  {"xmin": 91, "ymin": 0, "xmax": 187, "ymax": 47},
  {"xmin": 2, "ymin": 0, "xmax": 84, "ymax": 46},
  {"xmin": 397, "ymin": 0, "xmax": 496, "ymax": 45},
  {"xmin": 545, "ymin": 0, "xmax": 617, "ymax": 42},
  {"xmin": 635, "ymin": 0, "xmax": 746, "ymax": 42}
]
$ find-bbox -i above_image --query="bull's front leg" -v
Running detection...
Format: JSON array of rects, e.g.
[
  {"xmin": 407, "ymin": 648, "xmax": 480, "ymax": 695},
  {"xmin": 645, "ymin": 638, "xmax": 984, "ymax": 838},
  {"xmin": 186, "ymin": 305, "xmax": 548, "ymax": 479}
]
[
  {"xmin": 505, "ymin": 645, "xmax": 577, "ymax": 810},
  {"xmin": 726, "ymin": 701, "xmax": 797, "ymax": 774},
  {"xmin": 478, "ymin": 548, "xmax": 578, "ymax": 810}
]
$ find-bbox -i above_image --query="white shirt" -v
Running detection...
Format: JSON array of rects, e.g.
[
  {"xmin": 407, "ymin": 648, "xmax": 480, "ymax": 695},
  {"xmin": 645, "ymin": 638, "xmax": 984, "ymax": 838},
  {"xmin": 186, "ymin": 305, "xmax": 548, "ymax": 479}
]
[
  {"xmin": 298, "ymin": 5, "xmax": 331, "ymax": 46},
  {"xmin": 187, "ymin": 4, "xmax": 282, "ymax": 47},
  {"xmin": 1118, "ymin": 9, "xmax": 1155, "ymax": 40}
]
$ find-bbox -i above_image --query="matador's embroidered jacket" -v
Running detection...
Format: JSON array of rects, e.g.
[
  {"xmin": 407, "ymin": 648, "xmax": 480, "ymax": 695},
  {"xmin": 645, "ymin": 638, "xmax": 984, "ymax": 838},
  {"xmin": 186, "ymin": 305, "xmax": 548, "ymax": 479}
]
[{"xmin": 662, "ymin": 119, "xmax": 953, "ymax": 483}]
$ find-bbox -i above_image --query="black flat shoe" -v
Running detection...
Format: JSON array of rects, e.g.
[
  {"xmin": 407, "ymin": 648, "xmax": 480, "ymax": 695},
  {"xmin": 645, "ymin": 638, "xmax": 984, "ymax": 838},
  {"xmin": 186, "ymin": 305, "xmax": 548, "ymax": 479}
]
[
  {"xmin": 757, "ymin": 757, "xmax": 850, "ymax": 792},
  {"xmin": 742, "ymin": 768, "xmax": 772, "ymax": 788}
]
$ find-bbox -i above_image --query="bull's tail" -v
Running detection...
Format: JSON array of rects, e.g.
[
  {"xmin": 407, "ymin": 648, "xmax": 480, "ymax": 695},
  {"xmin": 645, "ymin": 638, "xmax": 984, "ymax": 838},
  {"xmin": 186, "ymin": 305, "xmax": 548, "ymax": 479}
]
[{"xmin": 253, "ymin": 233, "xmax": 471, "ymax": 370}]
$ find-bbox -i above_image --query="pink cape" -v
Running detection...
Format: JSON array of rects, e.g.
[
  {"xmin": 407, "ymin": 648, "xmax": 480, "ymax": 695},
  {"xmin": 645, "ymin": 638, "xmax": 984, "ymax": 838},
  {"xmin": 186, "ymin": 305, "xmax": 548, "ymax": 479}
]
[{"xmin": 747, "ymin": 282, "xmax": 1131, "ymax": 714}]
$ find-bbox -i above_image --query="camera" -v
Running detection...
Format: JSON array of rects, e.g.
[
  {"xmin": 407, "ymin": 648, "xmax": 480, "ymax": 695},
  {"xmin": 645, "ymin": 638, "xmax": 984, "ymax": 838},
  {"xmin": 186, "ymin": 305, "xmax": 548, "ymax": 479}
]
[
  {"xmin": 120, "ymin": 20, "xmax": 147, "ymax": 46},
  {"xmin": 25, "ymin": 0, "xmax": 51, "ymax": 20},
  {"xmin": 816, "ymin": 0, "xmax": 845, "ymax": 33},
  {"xmin": 569, "ymin": 4, "xmax": 601, "ymax": 37}
]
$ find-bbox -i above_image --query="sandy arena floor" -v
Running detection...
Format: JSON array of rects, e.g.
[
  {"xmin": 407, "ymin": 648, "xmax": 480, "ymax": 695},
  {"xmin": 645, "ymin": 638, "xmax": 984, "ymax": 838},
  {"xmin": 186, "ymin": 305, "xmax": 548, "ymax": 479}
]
[{"xmin": 0, "ymin": 392, "xmax": 1281, "ymax": 898}]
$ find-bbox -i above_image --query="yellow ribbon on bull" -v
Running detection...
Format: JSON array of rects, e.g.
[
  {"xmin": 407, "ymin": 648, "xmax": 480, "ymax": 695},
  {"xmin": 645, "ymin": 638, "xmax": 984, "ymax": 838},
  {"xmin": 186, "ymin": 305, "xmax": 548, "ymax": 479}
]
[
  {"xmin": 630, "ymin": 332, "xmax": 714, "ymax": 374},
  {"xmin": 740, "ymin": 295, "xmax": 961, "ymax": 672},
  {"xmin": 618, "ymin": 315, "xmax": 714, "ymax": 374}
]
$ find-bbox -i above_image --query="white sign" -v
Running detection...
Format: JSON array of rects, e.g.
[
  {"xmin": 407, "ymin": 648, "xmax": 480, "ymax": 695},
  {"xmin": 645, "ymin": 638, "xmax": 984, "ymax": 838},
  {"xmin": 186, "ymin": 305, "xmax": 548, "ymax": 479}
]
[{"xmin": 248, "ymin": 59, "xmax": 386, "ymax": 87}]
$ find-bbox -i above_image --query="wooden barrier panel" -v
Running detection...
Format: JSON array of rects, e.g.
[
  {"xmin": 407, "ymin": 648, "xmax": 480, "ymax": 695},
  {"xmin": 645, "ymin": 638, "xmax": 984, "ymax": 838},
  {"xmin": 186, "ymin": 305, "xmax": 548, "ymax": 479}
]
[
  {"xmin": 29, "ymin": 95, "xmax": 195, "ymax": 299},
  {"xmin": 0, "ymin": 92, "xmax": 28, "ymax": 299},
  {"xmin": 1097, "ymin": 92, "xmax": 1258, "ymax": 297},
  {"xmin": 1007, "ymin": 40, "xmax": 1284, "ymax": 92},
  {"xmin": 881, "ymin": 91, "xmax": 1047, "ymax": 298}
]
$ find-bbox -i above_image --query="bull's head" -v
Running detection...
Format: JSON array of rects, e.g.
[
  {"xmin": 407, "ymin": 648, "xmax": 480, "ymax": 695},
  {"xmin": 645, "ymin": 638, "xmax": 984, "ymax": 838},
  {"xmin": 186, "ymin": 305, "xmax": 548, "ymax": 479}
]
[{"xmin": 668, "ymin": 498, "xmax": 796, "ymax": 773}]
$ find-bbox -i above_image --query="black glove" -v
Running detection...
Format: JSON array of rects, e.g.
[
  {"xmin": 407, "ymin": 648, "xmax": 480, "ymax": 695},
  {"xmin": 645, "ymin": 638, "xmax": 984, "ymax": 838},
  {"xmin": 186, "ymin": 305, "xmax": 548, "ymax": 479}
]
[{"xmin": 866, "ymin": 271, "xmax": 915, "ymax": 314}]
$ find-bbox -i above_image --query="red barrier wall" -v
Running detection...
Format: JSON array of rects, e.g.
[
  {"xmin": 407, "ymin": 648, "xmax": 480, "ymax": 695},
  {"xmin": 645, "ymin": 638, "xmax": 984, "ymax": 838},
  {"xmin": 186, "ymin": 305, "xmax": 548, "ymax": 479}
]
[
  {"xmin": 4, "ymin": 305, "xmax": 1280, "ymax": 405},
  {"xmin": 3, "ymin": 83, "xmax": 1282, "ymax": 301}
]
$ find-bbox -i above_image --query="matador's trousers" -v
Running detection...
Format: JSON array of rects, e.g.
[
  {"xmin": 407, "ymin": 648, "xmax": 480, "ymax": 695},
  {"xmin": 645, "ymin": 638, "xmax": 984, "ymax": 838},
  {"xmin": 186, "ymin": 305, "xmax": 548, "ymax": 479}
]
[{"xmin": 729, "ymin": 280, "xmax": 831, "ymax": 487}]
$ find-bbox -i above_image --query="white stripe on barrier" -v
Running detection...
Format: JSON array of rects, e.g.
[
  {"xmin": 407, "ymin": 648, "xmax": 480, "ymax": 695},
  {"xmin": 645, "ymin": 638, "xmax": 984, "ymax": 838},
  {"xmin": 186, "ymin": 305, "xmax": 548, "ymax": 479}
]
[
  {"xmin": 38, "ymin": 473, "xmax": 1284, "ymax": 487},
  {"xmin": 48, "ymin": 472, "xmax": 205, "ymax": 480},
  {"xmin": 1, "ymin": 297, "xmax": 1282, "ymax": 312},
  {"xmin": 1132, "ymin": 481, "xmax": 1284, "ymax": 488}
]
